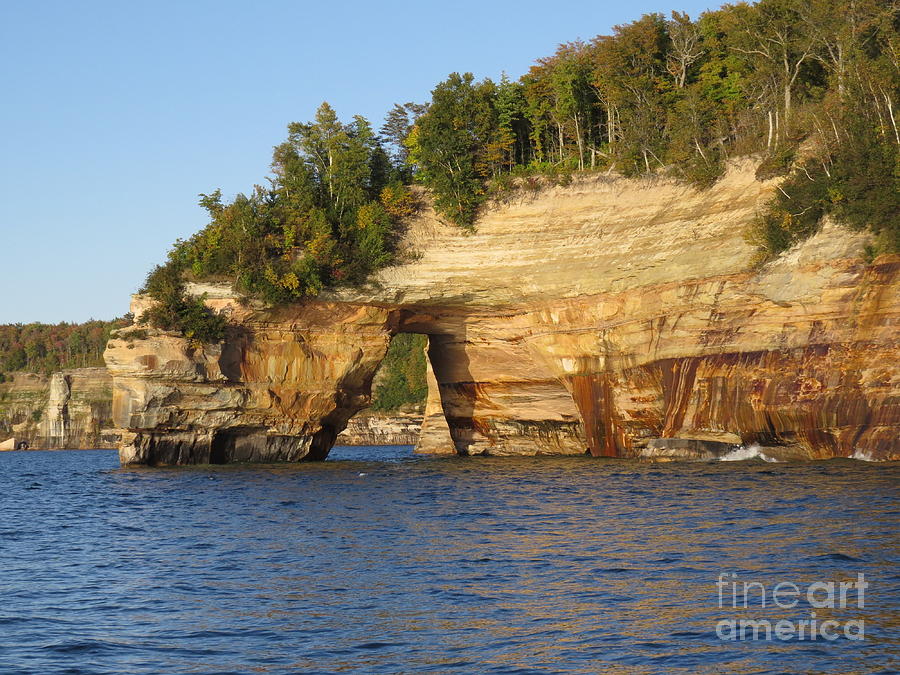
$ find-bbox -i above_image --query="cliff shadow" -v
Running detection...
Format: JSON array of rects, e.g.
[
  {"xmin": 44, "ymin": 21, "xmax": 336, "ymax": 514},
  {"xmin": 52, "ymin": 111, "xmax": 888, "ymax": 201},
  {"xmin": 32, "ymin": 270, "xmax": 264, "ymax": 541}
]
[{"xmin": 218, "ymin": 324, "xmax": 251, "ymax": 383}]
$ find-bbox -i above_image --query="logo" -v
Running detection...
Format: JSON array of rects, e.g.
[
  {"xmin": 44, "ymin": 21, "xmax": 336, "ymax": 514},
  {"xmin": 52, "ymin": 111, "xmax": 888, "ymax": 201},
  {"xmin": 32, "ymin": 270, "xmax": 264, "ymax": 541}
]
[{"xmin": 715, "ymin": 572, "xmax": 867, "ymax": 641}]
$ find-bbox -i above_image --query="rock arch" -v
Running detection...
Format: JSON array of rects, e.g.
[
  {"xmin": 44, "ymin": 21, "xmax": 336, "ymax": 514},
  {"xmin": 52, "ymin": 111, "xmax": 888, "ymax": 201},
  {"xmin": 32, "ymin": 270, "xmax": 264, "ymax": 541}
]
[{"xmin": 105, "ymin": 166, "xmax": 900, "ymax": 465}]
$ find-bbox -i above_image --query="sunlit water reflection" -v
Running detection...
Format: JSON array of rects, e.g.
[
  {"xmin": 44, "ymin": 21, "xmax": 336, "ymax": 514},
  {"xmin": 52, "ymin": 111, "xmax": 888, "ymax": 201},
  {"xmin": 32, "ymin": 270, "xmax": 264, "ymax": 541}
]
[{"xmin": 0, "ymin": 447, "xmax": 897, "ymax": 674}]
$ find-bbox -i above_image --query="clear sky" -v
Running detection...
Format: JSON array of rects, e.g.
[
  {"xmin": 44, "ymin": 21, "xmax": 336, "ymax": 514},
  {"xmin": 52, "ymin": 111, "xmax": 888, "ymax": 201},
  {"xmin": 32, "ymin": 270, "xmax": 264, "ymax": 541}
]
[{"xmin": 1, "ymin": 0, "xmax": 722, "ymax": 323}]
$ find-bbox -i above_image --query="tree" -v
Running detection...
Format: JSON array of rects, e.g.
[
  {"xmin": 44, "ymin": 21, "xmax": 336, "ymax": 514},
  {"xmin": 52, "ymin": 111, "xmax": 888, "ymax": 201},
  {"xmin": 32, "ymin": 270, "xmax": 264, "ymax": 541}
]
[
  {"xmin": 287, "ymin": 103, "xmax": 380, "ymax": 221},
  {"xmin": 414, "ymin": 73, "xmax": 498, "ymax": 227},
  {"xmin": 380, "ymin": 102, "xmax": 428, "ymax": 172},
  {"xmin": 549, "ymin": 43, "xmax": 596, "ymax": 169},
  {"xmin": 727, "ymin": 0, "xmax": 820, "ymax": 131},
  {"xmin": 496, "ymin": 73, "xmax": 530, "ymax": 166},
  {"xmin": 667, "ymin": 11, "xmax": 704, "ymax": 89},
  {"xmin": 3, "ymin": 346, "xmax": 26, "ymax": 371},
  {"xmin": 24, "ymin": 340, "xmax": 46, "ymax": 369},
  {"xmin": 589, "ymin": 14, "xmax": 672, "ymax": 174}
]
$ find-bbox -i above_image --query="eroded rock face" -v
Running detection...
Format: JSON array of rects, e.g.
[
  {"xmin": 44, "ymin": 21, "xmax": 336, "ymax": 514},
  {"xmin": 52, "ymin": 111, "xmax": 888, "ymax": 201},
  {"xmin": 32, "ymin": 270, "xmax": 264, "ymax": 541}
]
[
  {"xmin": 106, "ymin": 303, "xmax": 394, "ymax": 465},
  {"xmin": 0, "ymin": 368, "xmax": 116, "ymax": 449},
  {"xmin": 336, "ymin": 410, "xmax": 423, "ymax": 446},
  {"xmin": 106, "ymin": 161, "xmax": 899, "ymax": 464}
]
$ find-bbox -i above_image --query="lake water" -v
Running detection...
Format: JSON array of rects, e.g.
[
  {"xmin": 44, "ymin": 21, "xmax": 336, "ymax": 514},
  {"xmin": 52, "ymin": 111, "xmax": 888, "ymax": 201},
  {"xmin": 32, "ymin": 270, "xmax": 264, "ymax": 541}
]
[{"xmin": 0, "ymin": 447, "xmax": 897, "ymax": 674}]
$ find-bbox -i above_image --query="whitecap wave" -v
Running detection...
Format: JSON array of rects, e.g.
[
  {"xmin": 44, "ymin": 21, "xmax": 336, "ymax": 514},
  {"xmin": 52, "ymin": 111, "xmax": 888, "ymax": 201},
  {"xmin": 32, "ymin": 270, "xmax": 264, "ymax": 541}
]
[
  {"xmin": 718, "ymin": 444, "xmax": 779, "ymax": 462},
  {"xmin": 849, "ymin": 449, "xmax": 883, "ymax": 462}
]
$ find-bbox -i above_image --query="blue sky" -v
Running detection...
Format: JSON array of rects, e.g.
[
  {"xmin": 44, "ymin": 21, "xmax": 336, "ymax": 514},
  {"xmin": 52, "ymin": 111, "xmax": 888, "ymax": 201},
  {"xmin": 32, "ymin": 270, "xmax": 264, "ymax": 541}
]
[{"xmin": 1, "ymin": 0, "xmax": 722, "ymax": 323}]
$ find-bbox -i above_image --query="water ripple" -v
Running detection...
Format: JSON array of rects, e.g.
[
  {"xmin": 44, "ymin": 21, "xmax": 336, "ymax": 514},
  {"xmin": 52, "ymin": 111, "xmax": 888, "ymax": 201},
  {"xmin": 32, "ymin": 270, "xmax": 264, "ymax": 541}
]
[{"xmin": 0, "ymin": 447, "xmax": 897, "ymax": 674}]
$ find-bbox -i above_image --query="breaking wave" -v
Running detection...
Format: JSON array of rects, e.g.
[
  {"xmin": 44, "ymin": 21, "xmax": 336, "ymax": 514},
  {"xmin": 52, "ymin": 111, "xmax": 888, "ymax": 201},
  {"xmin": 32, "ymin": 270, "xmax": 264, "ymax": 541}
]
[
  {"xmin": 849, "ymin": 449, "xmax": 884, "ymax": 462},
  {"xmin": 718, "ymin": 444, "xmax": 779, "ymax": 462}
]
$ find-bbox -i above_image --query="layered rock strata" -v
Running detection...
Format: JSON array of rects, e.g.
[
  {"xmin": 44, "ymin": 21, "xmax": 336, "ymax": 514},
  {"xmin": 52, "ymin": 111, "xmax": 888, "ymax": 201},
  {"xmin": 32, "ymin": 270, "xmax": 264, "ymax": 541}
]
[
  {"xmin": 106, "ymin": 160, "xmax": 899, "ymax": 464},
  {"xmin": 0, "ymin": 368, "xmax": 117, "ymax": 449},
  {"xmin": 107, "ymin": 303, "xmax": 394, "ymax": 465},
  {"xmin": 336, "ymin": 409, "xmax": 423, "ymax": 446}
]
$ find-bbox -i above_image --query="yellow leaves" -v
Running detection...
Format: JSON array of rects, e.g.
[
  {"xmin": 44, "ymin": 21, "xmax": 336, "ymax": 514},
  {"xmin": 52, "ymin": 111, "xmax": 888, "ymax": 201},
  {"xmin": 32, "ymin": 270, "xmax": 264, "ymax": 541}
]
[
  {"xmin": 781, "ymin": 211, "xmax": 793, "ymax": 229},
  {"xmin": 306, "ymin": 232, "xmax": 332, "ymax": 259},
  {"xmin": 280, "ymin": 272, "xmax": 300, "ymax": 291},
  {"xmin": 356, "ymin": 202, "xmax": 379, "ymax": 229},
  {"xmin": 283, "ymin": 224, "xmax": 297, "ymax": 250},
  {"xmin": 827, "ymin": 187, "xmax": 845, "ymax": 204},
  {"xmin": 403, "ymin": 125, "xmax": 421, "ymax": 168},
  {"xmin": 379, "ymin": 185, "xmax": 416, "ymax": 220},
  {"xmin": 265, "ymin": 265, "xmax": 301, "ymax": 293}
]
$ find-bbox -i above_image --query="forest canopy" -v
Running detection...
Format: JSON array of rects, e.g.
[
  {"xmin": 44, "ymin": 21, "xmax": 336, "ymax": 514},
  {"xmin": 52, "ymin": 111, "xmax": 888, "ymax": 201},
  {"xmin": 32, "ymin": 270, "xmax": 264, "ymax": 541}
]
[
  {"xmin": 143, "ymin": 0, "xmax": 899, "ymax": 340},
  {"xmin": 0, "ymin": 319, "xmax": 128, "ymax": 379}
]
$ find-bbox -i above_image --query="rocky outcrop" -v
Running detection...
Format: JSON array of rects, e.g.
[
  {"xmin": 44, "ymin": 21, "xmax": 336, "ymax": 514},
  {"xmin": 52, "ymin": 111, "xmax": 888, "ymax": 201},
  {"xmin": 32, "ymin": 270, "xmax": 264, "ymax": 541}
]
[
  {"xmin": 106, "ymin": 303, "xmax": 395, "ymax": 465},
  {"xmin": 106, "ymin": 160, "xmax": 899, "ymax": 464},
  {"xmin": 414, "ymin": 343, "xmax": 455, "ymax": 454},
  {"xmin": 336, "ymin": 409, "xmax": 423, "ymax": 446},
  {"xmin": 0, "ymin": 368, "xmax": 117, "ymax": 449}
]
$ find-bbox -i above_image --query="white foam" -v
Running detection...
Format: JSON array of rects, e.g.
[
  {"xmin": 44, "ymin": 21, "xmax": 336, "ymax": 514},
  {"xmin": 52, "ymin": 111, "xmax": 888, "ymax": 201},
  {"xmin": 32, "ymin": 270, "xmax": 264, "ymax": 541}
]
[
  {"xmin": 849, "ymin": 449, "xmax": 883, "ymax": 462},
  {"xmin": 719, "ymin": 444, "xmax": 779, "ymax": 463}
]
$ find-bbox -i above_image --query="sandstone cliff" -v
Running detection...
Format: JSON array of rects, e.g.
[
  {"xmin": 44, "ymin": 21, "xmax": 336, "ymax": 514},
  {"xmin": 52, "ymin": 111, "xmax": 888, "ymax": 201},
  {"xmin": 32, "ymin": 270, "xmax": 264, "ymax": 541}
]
[
  {"xmin": 335, "ymin": 408, "xmax": 422, "ymax": 446},
  {"xmin": 105, "ymin": 160, "xmax": 899, "ymax": 464},
  {"xmin": 0, "ymin": 368, "xmax": 118, "ymax": 449}
]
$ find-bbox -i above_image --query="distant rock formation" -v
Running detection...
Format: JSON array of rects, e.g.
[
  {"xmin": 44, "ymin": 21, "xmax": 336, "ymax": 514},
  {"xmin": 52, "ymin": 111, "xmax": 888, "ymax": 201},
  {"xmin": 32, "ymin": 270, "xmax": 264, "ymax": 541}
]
[
  {"xmin": 105, "ymin": 160, "xmax": 899, "ymax": 465},
  {"xmin": 0, "ymin": 368, "xmax": 118, "ymax": 449},
  {"xmin": 336, "ymin": 408, "xmax": 423, "ymax": 446}
]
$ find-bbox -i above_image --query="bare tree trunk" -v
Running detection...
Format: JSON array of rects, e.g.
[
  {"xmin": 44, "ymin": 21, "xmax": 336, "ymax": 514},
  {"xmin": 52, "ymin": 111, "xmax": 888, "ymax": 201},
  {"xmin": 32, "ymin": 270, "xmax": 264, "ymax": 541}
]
[
  {"xmin": 784, "ymin": 81, "xmax": 792, "ymax": 129},
  {"xmin": 884, "ymin": 90, "xmax": 900, "ymax": 146},
  {"xmin": 574, "ymin": 114, "xmax": 584, "ymax": 170},
  {"xmin": 827, "ymin": 112, "xmax": 842, "ymax": 145},
  {"xmin": 557, "ymin": 123, "xmax": 564, "ymax": 162},
  {"xmin": 608, "ymin": 107, "xmax": 616, "ymax": 145},
  {"xmin": 694, "ymin": 138, "xmax": 708, "ymax": 163},
  {"xmin": 868, "ymin": 80, "xmax": 888, "ymax": 138},
  {"xmin": 774, "ymin": 110, "xmax": 780, "ymax": 148}
]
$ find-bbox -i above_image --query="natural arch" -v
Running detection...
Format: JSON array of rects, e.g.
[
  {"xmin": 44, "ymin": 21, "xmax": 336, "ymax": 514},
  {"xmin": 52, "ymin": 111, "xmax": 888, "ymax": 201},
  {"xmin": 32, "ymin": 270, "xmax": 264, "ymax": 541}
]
[{"xmin": 106, "ymin": 168, "xmax": 900, "ymax": 465}]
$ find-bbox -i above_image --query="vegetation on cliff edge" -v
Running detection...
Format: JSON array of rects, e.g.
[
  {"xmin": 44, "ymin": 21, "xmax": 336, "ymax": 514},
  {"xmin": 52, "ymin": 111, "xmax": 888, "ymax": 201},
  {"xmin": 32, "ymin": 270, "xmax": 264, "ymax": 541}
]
[{"xmin": 143, "ymin": 0, "xmax": 898, "ymax": 340}]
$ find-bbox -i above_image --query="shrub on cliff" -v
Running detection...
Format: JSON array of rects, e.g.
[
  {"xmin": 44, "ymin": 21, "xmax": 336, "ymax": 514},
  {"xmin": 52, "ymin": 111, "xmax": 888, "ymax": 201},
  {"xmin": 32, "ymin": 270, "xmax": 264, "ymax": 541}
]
[
  {"xmin": 141, "ymin": 104, "xmax": 422, "ymax": 337},
  {"xmin": 409, "ymin": 73, "xmax": 497, "ymax": 229},
  {"xmin": 750, "ymin": 114, "xmax": 900, "ymax": 262},
  {"xmin": 140, "ymin": 264, "xmax": 227, "ymax": 343},
  {"xmin": 146, "ymin": 103, "xmax": 414, "ymax": 320}
]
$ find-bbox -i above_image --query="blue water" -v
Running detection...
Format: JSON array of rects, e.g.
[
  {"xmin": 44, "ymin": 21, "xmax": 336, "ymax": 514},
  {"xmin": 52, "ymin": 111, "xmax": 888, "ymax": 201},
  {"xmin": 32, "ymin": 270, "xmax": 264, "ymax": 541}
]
[{"xmin": 0, "ymin": 448, "xmax": 897, "ymax": 674}]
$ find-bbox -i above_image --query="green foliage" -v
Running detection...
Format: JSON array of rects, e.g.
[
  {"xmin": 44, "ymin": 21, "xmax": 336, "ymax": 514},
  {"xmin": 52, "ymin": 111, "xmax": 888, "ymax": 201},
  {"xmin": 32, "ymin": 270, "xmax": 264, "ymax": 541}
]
[
  {"xmin": 826, "ymin": 120, "xmax": 900, "ymax": 252},
  {"xmin": 403, "ymin": 0, "xmax": 899, "ymax": 252},
  {"xmin": 143, "ymin": 0, "xmax": 899, "ymax": 282},
  {"xmin": 380, "ymin": 102, "xmax": 427, "ymax": 180},
  {"xmin": 412, "ymin": 73, "xmax": 500, "ymax": 227},
  {"xmin": 371, "ymin": 333, "xmax": 428, "ymax": 411},
  {"xmin": 142, "ymin": 104, "xmax": 415, "ymax": 335},
  {"xmin": 755, "ymin": 146, "xmax": 796, "ymax": 180},
  {"xmin": 118, "ymin": 328, "xmax": 149, "ymax": 342},
  {"xmin": 140, "ymin": 265, "xmax": 227, "ymax": 343},
  {"xmin": 751, "ymin": 114, "xmax": 899, "ymax": 261},
  {"xmin": 0, "ymin": 319, "xmax": 128, "ymax": 374}
]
